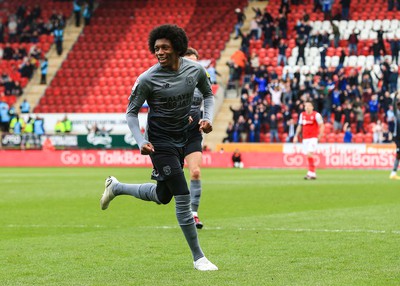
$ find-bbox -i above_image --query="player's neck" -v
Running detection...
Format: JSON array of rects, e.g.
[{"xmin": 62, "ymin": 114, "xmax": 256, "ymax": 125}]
[{"xmin": 166, "ymin": 58, "xmax": 181, "ymax": 72}]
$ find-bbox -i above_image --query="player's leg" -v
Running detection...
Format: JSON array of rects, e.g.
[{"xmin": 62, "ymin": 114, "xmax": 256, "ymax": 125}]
[
  {"xmin": 153, "ymin": 147, "xmax": 217, "ymax": 270},
  {"xmin": 304, "ymin": 138, "xmax": 317, "ymax": 179},
  {"xmin": 164, "ymin": 172, "xmax": 217, "ymax": 270},
  {"xmin": 390, "ymin": 141, "xmax": 400, "ymax": 179},
  {"xmin": 100, "ymin": 174, "xmax": 175, "ymax": 210},
  {"xmin": 186, "ymin": 150, "xmax": 203, "ymax": 229}
]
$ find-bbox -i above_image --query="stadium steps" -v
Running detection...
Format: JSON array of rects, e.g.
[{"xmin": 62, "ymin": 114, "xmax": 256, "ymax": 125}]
[
  {"xmin": 15, "ymin": 16, "xmax": 85, "ymax": 113},
  {"xmin": 204, "ymin": 1, "xmax": 268, "ymax": 150}
]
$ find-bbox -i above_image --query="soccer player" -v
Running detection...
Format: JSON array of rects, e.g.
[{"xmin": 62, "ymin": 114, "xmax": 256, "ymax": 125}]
[
  {"xmin": 100, "ymin": 25, "xmax": 218, "ymax": 271},
  {"xmin": 390, "ymin": 92, "xmax": 400, "ymax": 180},
  {"xmin": 293, "ymin": 101, "xmax": 325, "ymax": 180},
  {"xmin": 183, "ymin": 47, "xmax": 207, "ymax": 229}
]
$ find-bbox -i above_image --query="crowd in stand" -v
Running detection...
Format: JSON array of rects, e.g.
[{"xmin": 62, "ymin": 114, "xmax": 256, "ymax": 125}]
[
  {"xmin": 225, "ymin": 0, "xmax": 400, "ymax": 144},
  {"xmin": 0, "ymin": 1, "xmax": 93, "ymax": 140}
]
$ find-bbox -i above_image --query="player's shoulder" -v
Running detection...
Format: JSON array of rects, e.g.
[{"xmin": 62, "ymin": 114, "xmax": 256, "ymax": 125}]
[{"xmin": 182, "ymin": 57, "xmax": 204, "ymax": 71}]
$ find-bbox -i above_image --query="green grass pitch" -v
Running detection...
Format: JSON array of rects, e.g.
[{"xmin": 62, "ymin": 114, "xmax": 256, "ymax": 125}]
[{"xmin": 0, "ymin": 167, "xmax": 399, "ymax": 285}]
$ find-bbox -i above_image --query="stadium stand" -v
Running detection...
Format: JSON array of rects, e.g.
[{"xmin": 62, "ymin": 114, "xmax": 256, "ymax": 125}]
[
  {"xmin": 34, "ymin": 0, "xmax": 247, "ymax": 114},
  {"xmin": 0, "ymin": 0, "xmax": 71, "ymax": 109},
  {"xmin": 223, "ymin": 0, "xmax": 400, "ymax": 144}
]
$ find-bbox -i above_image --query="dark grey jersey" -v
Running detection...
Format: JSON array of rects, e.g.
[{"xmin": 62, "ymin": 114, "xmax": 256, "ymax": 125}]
[
  {"xmin": 189, "ymin": 88, "xmax": 203, "ymax": 127},
  {"xmin": 127, "ymin": 57, "xmax": 214, "ymax": 148}
]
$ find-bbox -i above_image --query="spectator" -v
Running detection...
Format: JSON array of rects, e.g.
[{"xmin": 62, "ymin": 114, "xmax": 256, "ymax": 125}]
[
  {"xmin": 286, "ymin": 118, "xmax": 297, "ymax": 142},
  {"xmin": 277, "ymin": 39, "xmax": 288, "ymax": 66},
  {"xmin": 3, "ymin": 43, "xmax": 14, "ymax": 60},
  {"xmin": 63, "ymin": 115, "xmax": 73, "ymax": 133},
  {"xmin": 269, "ymin": 114, "xmax": 280, "ymax": 142},
  {"xmin": 21, "ymin": 116, "xmax": 35, "ymax": 148},
  {"xmin": 20, "ymin": 99, "xmax": 30, "ymax": 113},
  {"xmin": 83, "ymin": 3, "xmax": 92, "ymax": 26},
  {"xmin": 234, "ymin": 8, "xmax": 246, "ymax": 39},
  {"xmin": 331, "ymin": 20, "xmax": 340, "ymax": 48},
  {"xmin": 55, "ymin": 120, "xmax": 65, "ymax": 133},
  {"xmin": 222, "ymin": 122, "xmax": 234, "ymax": 143},
  {"xmin": 371, "ymin": 39, "xmax": 382, "ymax": 64},
  {"xmin": 9, "ymin": 114, "xmax": 25, "ymax": 134},
  {"xmin": 343, "ymin": 122, "xmax": 352, "ymax": 143},
  {"xmin": 340, "ymin": 0, "xmax": 351, "ymax": 20},
  {"xmin": 53, "ymin": 22, "xmax": 64, "ymax": 56},
  {"xmin": 388, "ymin": 38, "xmax": 399, "ymax": 65},
  {"xmin": 372, "ymin": 28, "xmax": 388, "ymax": 55},
  {"xmin": 348, "ymin": 29, "xmax": 360, "ymax": 55},
  {"xmin": 73, "ymin": 0, "xmax": 82, "ymax": 27},
  {"xmin": 262, "ymin": 22, "xmax": 274, "ymax": 48},
  {"xmin": 320, "ymin": 44, "xmax": 328, "ymax": 68},
  {"xmin": 387, "ymin": 105, "xmax": 395, "ymax": 134},
  {"xmin": 11, "ymin": 81, "xmax": 23, "ymax": 97},
  {"xmin": 333, "ymin": 106, "xmax": 343, "ymax": 132},
  {"xmin": 232, "ymin": 149, "xmax": 244, "ymax": 168},
  {"xmin": 8, "ymin": 15, "xmax": 18, "ymax": 43},
  {"xmin": 373, "ymin": 120, "xmax": 384, "ymax": 143},
  {"xmin": 33, "ymin": 115, "xmax": 45, "ymax": 147},
  {"xmin": 321, "ymin": 0, "xmax": 333, "ymax": 20},
  {"xmin": 40, "ymin": 57, "xmax": 48, "ymax": 84},
  {"xmin": 278, "ymin": 13, "xmax": 288, "ymax": 39},
  {"xmin": 296, "ymin": 37, "xmax": 307, "ymax": 65},
  {"xmin": 0, "ymin": 101, "xmax": 10, "ymax": 132},
  {"xmin": 369, "ymin": 94, "xmax": 379, "ymax": 122},
  {"xmin": 206, "ymin": 62, "xmax": 220, "ymax": 85},
  {"xmin": 389, "ymin": 66, "xmax": 398, "ymax": 93},
  {"xmin": 353, "ymin": 99, "xmax": 366, "ymax": 133},
  {"xmin": 0, "ymin": 17, "xmax": 4, "ymax": 43},
  {"xmin": 382, "ymin": 124, "xmax": 392, "ymax": 143}
]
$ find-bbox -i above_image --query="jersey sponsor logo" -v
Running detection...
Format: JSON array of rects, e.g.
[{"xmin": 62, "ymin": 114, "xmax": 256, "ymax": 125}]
[
  {"xmin": 186, "ymin": 76, "xmax": 194, "ymax": 86},
  {"xmin": 163, "ymin": 83, "xmax": 170, "ymax": 88}
]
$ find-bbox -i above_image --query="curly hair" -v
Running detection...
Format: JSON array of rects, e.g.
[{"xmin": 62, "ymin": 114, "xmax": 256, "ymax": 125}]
[{"xmin": 148, "ymin": 24, "xmax": 188, "ymax": 56}]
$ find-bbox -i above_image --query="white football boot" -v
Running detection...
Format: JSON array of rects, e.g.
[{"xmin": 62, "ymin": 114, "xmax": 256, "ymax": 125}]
[
  {"xmin": 100, "ymin": 176, "xmax": 118, "ymax": 210},
  {"xmin": 194, "ymin": 257, "xmax": 218, "ymax": 271}
]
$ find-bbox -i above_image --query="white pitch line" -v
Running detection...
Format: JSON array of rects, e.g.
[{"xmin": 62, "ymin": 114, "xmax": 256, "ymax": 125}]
[
  {"xmin": 3, "ymin": 225, "xmax": 400, "ymax": 235},
  {"xmin": 3, "ymin": 224, "xmax": 105, "ymax": 228},
  {"xmin": 141, "ymin": 225, "xmax": 400, "ymax": 235}
]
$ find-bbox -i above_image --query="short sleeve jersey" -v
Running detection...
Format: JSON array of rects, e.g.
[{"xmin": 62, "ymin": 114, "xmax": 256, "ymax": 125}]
[
  {"xmin": 126, "ymin": 57, "xmax": 213, "ymax": 148},
  {"xmin": 298, "ymin": 111, "xmax": 323, "ymax": 139}
]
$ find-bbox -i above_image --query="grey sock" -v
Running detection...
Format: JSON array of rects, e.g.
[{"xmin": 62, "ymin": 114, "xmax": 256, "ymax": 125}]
[
  {"xmin": 190, "ymin": 180, "xmax": 201, "ymax": 212},
  {"xmin": 113, "ymin": 182, "xmax": 161, "ymax": 204},
  {"xmin": 394, "ymin": 159, "xmax": 399, "ymax": 172},
  {"xmin": 175, "ymin": 194, "xmax": 204, "ymax": 261}
]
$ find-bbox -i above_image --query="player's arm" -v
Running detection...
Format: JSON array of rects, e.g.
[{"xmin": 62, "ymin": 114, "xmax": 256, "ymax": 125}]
[
  {"xmin": 316, "ymin": 113, "xmax": 324, "ymax": 141},
  {"xmin": 197, "ymin": 66, "xmax": 215, "ymax": 134},
  {"xmin": 293, "ymin": 124, "xmax": 302, "ymax": 143},
  {"xmin": 126, "ymin": 78, "xmax": 154, "ymax": 155},
  {"xmin": 293, "ymin": 114, "xmax": 302, "ymax": 143}
]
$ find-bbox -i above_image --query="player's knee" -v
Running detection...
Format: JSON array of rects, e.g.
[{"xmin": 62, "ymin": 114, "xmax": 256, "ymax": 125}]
[
  {"xmin": 156, "ymin": 182, "xmax": 173, "ymax": 205},
  {"xmin": 190, "ymin": 167, "xmax": 201, "ymax": 180}
]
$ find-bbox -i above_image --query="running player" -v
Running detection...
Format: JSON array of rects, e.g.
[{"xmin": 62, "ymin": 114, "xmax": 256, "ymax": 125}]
[
  {"xmin": 100, "ymin": 24, "xmax": 217, "ymax": 271},
  {"xmin": 390, "ymin": 91, "xmax": 400, "ymax": 180},
  {"xmin": 183, "ymin": 47, "xmax": 208, "ymax": 229},
  {"xmin": 293, "ymin": 100, "xmax": 325, "ymax": 179}
]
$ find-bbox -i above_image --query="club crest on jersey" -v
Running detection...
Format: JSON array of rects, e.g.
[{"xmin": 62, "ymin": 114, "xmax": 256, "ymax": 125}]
[
  {"xmin": 186, "ymin": 76, "xmax": 194, "ymax": 86},
  {"xmin": 163, "ymin": 165, "xmax": 171, "ymax": 176}
]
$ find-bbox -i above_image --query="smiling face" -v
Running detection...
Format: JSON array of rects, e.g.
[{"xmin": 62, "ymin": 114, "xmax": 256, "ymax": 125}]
[{"xmin": 154, "ymin": 38, "xmax": 180, "ymax": 70}]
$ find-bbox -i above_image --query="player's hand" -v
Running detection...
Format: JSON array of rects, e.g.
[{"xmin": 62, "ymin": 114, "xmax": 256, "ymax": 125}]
[
  {"xmin": 199, "ymin": 120, "xmax": 213, "ymax": 134},
  {"xmin": 293, "ymin": 136, "xmax": 298, "ymax": 143},
  {"xmin": 188, "ymin": 116, "xmax": 193, "ymax": 124},
  {"xmin": 140, "ymin": 142, "xmax": 155, "ymax": 155}
]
